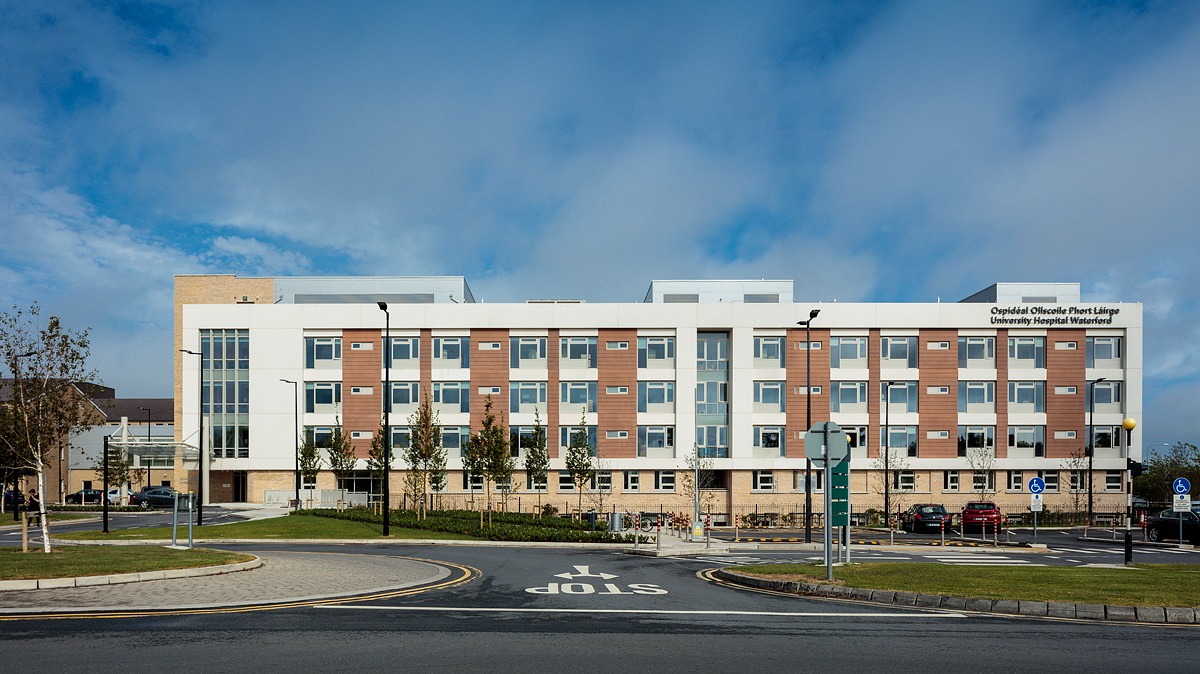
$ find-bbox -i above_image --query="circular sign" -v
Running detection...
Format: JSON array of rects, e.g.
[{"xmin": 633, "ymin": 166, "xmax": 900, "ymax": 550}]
[
  {"xmin": 1174, "ymin": 477, "xmax": 1191, "ymax": 495},
  {"xmin": 1028, "ymin": 477, "xmax": 1046, "ymax": 494}
]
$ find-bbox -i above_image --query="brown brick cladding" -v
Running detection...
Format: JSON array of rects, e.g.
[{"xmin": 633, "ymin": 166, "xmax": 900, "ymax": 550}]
[
  {"xmin": 597, "ymin": 330, "xmax": 637, "ymax": 458},
  {"xmin": 420, "ymin": 329, "xmax": 432, "ymax": 395},
  {"xmin": 918, "ymin": 329, "xmax": 958, "ymax": 458},
  {"xmin": 995, "ymin": 329, "xmax": 1009, "ymax": 458},
  {"xmin": 867, "ymin": 329, "xmax": 881, "ymax": 458},
  {"xmin": 342, "ymin": 329, "xmax": 382, "ymax": 457},
  {"xmin": 547, "ymin": 330, "xmax": 560, "ymax": 458},
  {"xmin": 470, "ymin": 329, "xmax": 510, "ymax": 431},
  {"xmin": 785, "ymin": 327, "xmax": 830, "ymax": 459},
  {"xmin": 1045, "ymin": 329, "xmax": 1086, "ymax": 459}
]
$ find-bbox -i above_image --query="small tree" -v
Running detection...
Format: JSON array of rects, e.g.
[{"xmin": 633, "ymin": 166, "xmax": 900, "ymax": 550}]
[
  {"xmin": 1135, "ymin": 442, "xmax": 1200, "ymax": 503},
  {"xmin": 872, "ymin": 444, "xmax": 913, "ymax": 526},
  {"xmin": 564, "ymin": 409, "xmax": 595, "ymax": 519},
  {"xmin": 428, "ymin": 442, "xmax": 447, "ymax": 511},
  {"xmin": 679, "ymin": 444, "xmax": 717, "ymax": 517},
  {"xmin": 298, "ymin": 435, "xmax": 322, "ymax": 506},
  {"xmin": 470, "ymin": 396, "xmax": 511, "ymax": 524},
  {"xmin": 367, "ymin": 423, "xmax": 392, "ymax": 508},
  {"xmin": 405, "ymin": 389, "xmax": 442, "ymax": 519},
  {"xmin": 326, "ymin": 421, "xmax": 357, "ymax": 501},
  {"xmin": 522, "ymin": 409, "xmax": 549, "ymax": 515},
  {"xmin": 964, "ymin": 446, "xmax": 997, "ymax": 498},
  {"xmin": 93, "ymin": 445, "xmax": 137, "ymax": 503},
  {"xmin": 1062, "ymin": 448, "xmax": 1088, "ymax": 523}
]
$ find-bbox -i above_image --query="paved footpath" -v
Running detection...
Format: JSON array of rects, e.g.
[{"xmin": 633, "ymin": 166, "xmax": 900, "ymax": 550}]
[{"xmin": 0, "ymin": 550, "xmax": 446, "ymax": 614}]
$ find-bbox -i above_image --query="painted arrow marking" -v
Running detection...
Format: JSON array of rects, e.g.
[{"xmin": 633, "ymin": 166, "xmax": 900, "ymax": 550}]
[{"xmin": 554, "ymin": 565, "xmax": 618, "ymax": 580}]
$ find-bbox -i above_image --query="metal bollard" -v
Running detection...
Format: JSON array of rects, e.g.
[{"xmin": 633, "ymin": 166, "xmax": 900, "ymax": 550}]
[
  {"xmin": 656, "ymin": 515, "xmax": 662, "ymax": 552},
  {"xmin": 705, "ymin": 513, "xmax": 711, "ymax": 549}
]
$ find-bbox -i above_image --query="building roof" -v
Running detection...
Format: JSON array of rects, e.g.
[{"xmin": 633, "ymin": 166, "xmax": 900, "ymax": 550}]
[{"xmin": 91, "ymin": 397, "xmax": 173, "ymax": 423}]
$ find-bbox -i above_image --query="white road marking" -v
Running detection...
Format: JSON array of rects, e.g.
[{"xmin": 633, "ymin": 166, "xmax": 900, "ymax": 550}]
[
  {"xmin": 317, "ymin": 605, "xmax": 968, "ymax": 618},
  {"xmin": 554, "ymin": 565, "xmax": 618, "ymax": 580}
]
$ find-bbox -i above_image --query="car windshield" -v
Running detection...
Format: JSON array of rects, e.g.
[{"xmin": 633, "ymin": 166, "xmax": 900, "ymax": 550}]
[
  {"xmin": 966, "ymin": 503, "xmax": 995, "ymax": 510},
  {"xmin": 918, "ymin": 506, "xmax": 944, "ymax": 514}
]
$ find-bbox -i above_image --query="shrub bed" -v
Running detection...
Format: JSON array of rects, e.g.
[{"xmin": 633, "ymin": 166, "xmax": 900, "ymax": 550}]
[{"xmin": 297, "ymin": 507, "xmax": 637, "ymax": 543}]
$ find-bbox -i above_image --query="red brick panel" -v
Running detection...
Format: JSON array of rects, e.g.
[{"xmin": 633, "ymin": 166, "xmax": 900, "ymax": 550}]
[
  {"xmin": 342, "ymin": 328, "xmax": 382, "ymax": 458},
  {"xmin": 548, "ymin": 330, "xmax": 560, "ymax": 458},
  {"xmin": 1046, "ymin": 329, "xmax": 1086, "ymax": 459},
  {"xmin": 785, "ymin": 328, "xmax": 830, "ymax": 459},
  {"xmin": 919, "ymin": 329, "xmax": 958, "ymax": 459},
  {"xmin": 469, "ymin": 329, "xmax": 510, "ymax": 431},
  {"xmin": 995, "ymin": 329, "xmax": 1009, "ymax": 459},
  {"xmin": 598, "ymin": 329, "xmax": 637, "ymax": 458},
  {"xmin": 867, "ymin": 329, "xmax": 881, "ymax": 458}
]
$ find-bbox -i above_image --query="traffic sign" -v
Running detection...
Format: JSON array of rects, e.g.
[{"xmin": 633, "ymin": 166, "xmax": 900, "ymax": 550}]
[
  {"xmin": 1028, "ymin": 477, "xmax": 1046, "ymax": 494},
  {"xmin": 1174, "ymin": 478, "xmax": 1191, "ymax": 495},
  {"xmin": 1030, "ymin": 493, "xmax": 1043, "ymax": 512},
  {"xmin": 1173, "ymin": 493, "xmax": 1192, "ymax": 512},
  {"xmin": 804, "ymin": 422, "xmax": 848, "ymax": 463}
]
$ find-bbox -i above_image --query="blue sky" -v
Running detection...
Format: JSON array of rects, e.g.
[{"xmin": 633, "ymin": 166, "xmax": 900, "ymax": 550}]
[{"xmin": 2, "ymin": 1, "xmax": 1199, "ymax": 451}]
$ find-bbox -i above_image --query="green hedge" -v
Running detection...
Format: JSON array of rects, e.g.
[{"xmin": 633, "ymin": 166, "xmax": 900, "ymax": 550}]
[{"xmin": 296, "ymin": 507, "xmax": 640, "ymax": 543}]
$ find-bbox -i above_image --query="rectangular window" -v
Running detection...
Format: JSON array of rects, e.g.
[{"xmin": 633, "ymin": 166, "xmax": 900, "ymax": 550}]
[
  {"xmin": 1008, "ymin": 381, "xmax": 1046, "ymax": 412},
  {"xmin": 442, "ymin": 426, "xmax": 470, "ymax": 457},
  {"xmin": 432, "ymin": 381, "xmax": 470, "ymax": 413},
  {"xmin": 606, "ymin": 341, "xmax": 629, "ymax": 350},
  {"xmin": 695, "ymin": 425, "xmax": 729, "ymax": 458},
  {"xmin": 1038, "ymin": 470, "xmax": 1059, "ymax": 493},
  {"xmin": 1008, "ymin": 336, "xmax": 1046, "ymax": 368},
  {"xmin": 623, "ymin": 470, "xmax": 639, "ymax": 491},
  {"xmin": 943, "ymin": 470, "xmax": 959, "ymax": 492},
  {"xmin": 1008, "ymin": 470, "xmax": 1023, "ymax": 492},
  {"xmin": 637, "ymin": 381, "xmax": 676, "ymax": 412},
  {"xmin": 606, "ymin": 386, "xmax": 629, "ymax": 395},
  {"xmin": 1087, "ymin": 425, "xmax": 1122, "ymax": 449},
  {"xmin": 479, "ymin": 342, "xmax": 501, "ymax": 350},
  {"xmin": 794, "ymin": 470, "xmax": 824, "ymax": 492},
  {"xmin": 830, "ymin": 336, "xmax": 867, "ymax": 368},
  {"xmin": 753, "ymin": 381, "xmax": 785, "ymax": 412},
  {"xmin": 957, "ymin": 336, "xmax": 995, "ymax": 368},
  {"xmin": 559, "ymin": 426, "xmax": 597, "ymax": 455},
  {"xmin": 304, "ymin": 382, "xmax": 342, "ymax": 413},
  {"xmin": 509, "ymin": 337, "xmax": 547, "ymax": 368},
  {"xmin": 1054, "ymin": 386, "xmax": 1078, "ymax": 395},
  {"xmin": 957, "ymin": 381, "xmax": 995, "ymax": 413},
  {"xmin": 830, "ymin": 381, "xmax": 868, "ymax": 413},
  {"xmin": 1069, "ymin": 470, "xmax": 1085, "ymax": 493},
  {"xmin": 638, "ymin": 336, "xmax": 676, "ymax": 368},
  {"xmin": 892, "ymin": 471, "xmax": 915, "ymax": 491},
  {"xmin": 881, "ymin": 381, "xmax": 918, "ymax": 413},
  {"xmin": 560, "ymin": 381, "xmax": 599, "ymax": 413},
  {"xmin": 389, "ymin": 382, "xmax": 419, "ymax": 410},
  {"xmin": 753, "ymin": 470, "xmax": 775, "ymax": 491},
  {"xmin": 594, "ymin": 471, "xmax": 613, "ymax": 492},
  {"xmin": 972, "ymin": 471, "xmax": 996, "ymax": 493},
  {"xmin": 654, "ymin": 471, "xmax": 675, "ymax": 491},
  {"xmin": 558, "ymin": 471, "xmax": 574, "ymax": 492},
  {"xmin": 1055, "ymin": 430, "xmax": 1077, "ymax": 440},
  {"xmin": 350, "ymin": 341, "xmax": 373, "ymax": 351},
  {"xmin": 432, "ymin": 337, "xmax": 470, "ymax": 368},
  {"xmin": 696, "ymin": 333, "xmax": 729, "ymax": 371},
  {"xmin": 637, "ymin": 426, "xmax": 675, "ymax": 457},
  {"xmin": 304, "ymin": 426, "xmax": 334, "ymax": 447},
  {"xmin": 560, "ymin": 336, "xmax": 598, "ymax": 368},
  {"xmin": 1008, "ymin": 426, "xmax": 1046, "ymax": 457},
  {"xmin": 202, "ymin": 329, "xmax": 251, "ymax": 458},
  {"xmin": 880, "ymin": 336, "xmax": 918, "ymax": 368},
  {"xmin": 305, "ymin": 336, "xmax": 342, "ymax": 369},
  {"xmin": 510, "ymin": 381, "xmax": 548, "ymax": 414},
  {"xmin": 1087, "ymin": 381, "xmax": 1123, "ymax": 407},
  {"xmin": 1086, "ymin": 336, "xmax": 1123, "ymax": 367},
  {"xmin": 390, "ymin": 426, "xmax": 411, "ymax": 450},
  {"xmin": 1105, "ymin": 471, "xmax": 1123, "ymax": 491},
  {"xmin": 605, "ymin": 430, "xmax": 629, "ymax": 440},
  {"xmin": 880, "ymin": 425, "xmax": 919, "ymax": 457},
  {"xmin": 526, "ymin": 472, "xmax": 547, "ymax": 491},
  {"xmin": 695, "ymin": 381, "xmax": 728, "ymax": 415},
  {"xmin": 956, "ymin": 426, "xmax": 995, "ymax": 456},
  {"xmin": 1055, "ymin": 341, "xmax": 1077, "ymax": 350},
  {"xmin": 754, "ymin": 426, "xmax": 786, "ymax": 457},
  {"xmin": 386, "ymin": 337, "xmax": 418, "ymax": 366},
  {"xmin": 753, "ymin": 336, "xmax": 785, "ymax": 367},
  {"xmin": 844, "ymin": 426, "xmax": 868, "ymax": 456}
]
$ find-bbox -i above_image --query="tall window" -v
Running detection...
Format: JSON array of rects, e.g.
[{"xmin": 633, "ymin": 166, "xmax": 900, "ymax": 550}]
[
  {"xmin": 510, "ymin": 337, "xmax": 547, "ymax": 368},
  {"xmin": 638, "ymin": 337, "xmax": 675, "ymax": 369},
  {"xmin": 202, "ymin": 329, "xmax": 250, "ymax": 458},
  {"xmin": 880, "ymin": 336, "xmax": 918, "ymax": 368},
  {"xmin": 696, "ymin": 425, "xmax": 729, "ymax": 458},
  {"xmin": 957, "ymin": 336, "xmax": 995, "ymax": 368},
  {"xmin": 1008, "ymin": 381, "xmax": 1046, "ymax": 413},
  {"xmin": 560, "ymin": 337, "xmax": 598, "ymax": 368},
  {"xmin": 561, "ymin": 381, "xmax": 598, "ymax": 413},
  {"xmin": 637, "ymin": 426, "xmax": 674, "ymax": 457},
  {"xmin": 830, "ymin": 336, "xmax": 867, "ymax": 368},
  {"xmin": 386, "ymin": 337, "xmax": 418, "ymax": 367},
  {"xmin": 510, "ymin": 381, "xmax": 547, "ymax": 414},
  {"xmin": 958, "ymin": 381, "xmax": 995, "ymax": 413},
  {"xmin": 695, "ymin": 381, "xmax": 728, "ymax": 415},
  {"xmin": 753, "ymin": 381, "xmax": 785, "ymax": 413},
  {"xmin": 697, "ymin": 333, "xmax": 729, "ymax": 371},
  {"xmin": 305, "ymin": 336, "xmax": 341, "ymax": 369},
  {"xmin": 1008, "ymin": 336, "xmax": 1045, "ymax": 368},
  {"xmin": 753, "ymin": 336, "xmax": 785, "ymax": 367},
  {"xmin": 881, "ymin": 381, "xmax": 918, "ymax": 413},
  {"xmin": 830, "ymin": 381, "xmax": 867, "ymax": 413},
  {"xmin": 637, "ymin": 381, "xmax": 675, "ymax": 412},
  {"xmin": 432, "ymin": 337, "xmax": 470, "ymax": 368},
  {"xmin": 305, "ymin": 382, "xmax": 342, "ymax": 413}
]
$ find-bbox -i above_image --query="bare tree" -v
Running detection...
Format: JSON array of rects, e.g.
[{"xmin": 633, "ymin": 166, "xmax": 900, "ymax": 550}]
[
  {"xmin": 965, "ymin": 446, "xmax": 997, "ymax": 498},
  {"xmin": 678, "ymin": 444, "xmax": 717, "ymax": 516},
  {"xmin": 0, "ymin": 304, "xmax": 101, "ymax": 552},
  {"xmin": 1062, "ymin": 448, "xmax": 1088, "ymax": 523}
]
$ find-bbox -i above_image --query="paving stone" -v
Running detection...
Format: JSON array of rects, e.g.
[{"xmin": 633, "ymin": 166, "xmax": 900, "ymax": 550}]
[
  {"xmin": 1105, "ymin": 605, "xmax": 1137, "ymax": 622},
  {"xmin": 74, "ymin": 575, "xmax": 110, "ymax": 587},
  {"xmin": 1018, "ymin": 601, "xmax": 1048, "ymax": 616},
  {"xmin": 893, "ymin": 591, "xmax": 918, "ymax": 606},
  {"xmin": 1074, "ymin": 603, "xmax": 1105, "ymax": 620},
  {"xmin": 870, "ymin": 590, "xmax": 896, "ymax": 603},
  {"xmin": 850, "ymin": 588, "xmax": 873, "ymax": 601},
  {"xmin": 1046, "ymin": 602, "xmax": 1075, "ymax": 619},
  {"xmin": 965, "ymin": 598, "xmax": 995, "ymax": 612},
  {"xmin": 1135, "ymin": 606, "xmax": 1167, "ymax": 623},
  {"xmin": 915, "ymin": 594, "xmax": 943, "ymax": 608},
  {"xmin": 991, "ymin": 600, "xmax": 1020, "ymax": 615},
  {"xmin": 1165, "ymin": 607, "xmax": 1196, "ymax": 624},
  {"xmin": 939, "ymin": 596, "xmax": 968, "ymax": 610},
  {"xmin": 38, "ymin": 577, "xmax": 75, "ymax": 589}
]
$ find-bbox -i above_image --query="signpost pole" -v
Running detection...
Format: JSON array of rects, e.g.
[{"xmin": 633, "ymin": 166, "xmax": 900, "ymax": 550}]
[{"xmin": 823, "ymin": 422, "xmax": 832, "ymax": 581}]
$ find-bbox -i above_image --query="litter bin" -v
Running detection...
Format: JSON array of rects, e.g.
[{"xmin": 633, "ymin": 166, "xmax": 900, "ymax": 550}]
[
  {"xmin": 585, "ymin": 510, "xmax": 597, "ymax": 530},
  {"xmin": 609, "ymin": 513, "xmax": 622, "ymax": 532}
]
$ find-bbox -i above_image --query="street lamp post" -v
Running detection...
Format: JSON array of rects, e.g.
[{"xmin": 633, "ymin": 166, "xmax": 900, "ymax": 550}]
[
  {"xmin": 797, "ymin": 309, "xmax": 819, "ymax": 543},
  {"xmin": 378, "ymin": 302, "xmax": 391, "ymax": 537},
  {"xmin": 280, "ymin": 379, "xmax": 299, "ymax": 506},
  {"xmin": 139, "ymin": 406, "xmax": 152, "ymax": 490},
  {"xmin": 1087, "ymin": 377, "xmax": 1107, "ymax": 527},
  {"xmin": 180, "ymin": 349, "xmax": 205, "ymax": 526},
  {"xmin": 883, "ymin": 380, "xmax": 896, "ymax": 528}
]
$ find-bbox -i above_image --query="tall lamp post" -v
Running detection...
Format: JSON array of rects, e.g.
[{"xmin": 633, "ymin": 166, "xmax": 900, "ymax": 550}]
[
  {"xmin": 280, "ymin": 379, "xmax": 299, "ymax": 506},
  {"xmin": 1087, "ymin": 377, "xmax": 1107, "ymax": 527},
  {"xmin": 139, "ymin": 406, "xmax": 152, "ymax": 490},
  {"xmin": 883, "ymin": 380, "xmax": 897, "ymax": 528},
  {"xmin": 378, "ymin": 302, "xmax": 391, "ymax": 537},
  {"xmin": 180, "ymin": 349, "xmax": 205, "ymax": 525},
  {"xmin": 797, "ymin": 309, "xmax": 819, "ymax": 543},
  {"xmin": 8, "ymin": 351, "xmax": 35, "ymax": 520}
]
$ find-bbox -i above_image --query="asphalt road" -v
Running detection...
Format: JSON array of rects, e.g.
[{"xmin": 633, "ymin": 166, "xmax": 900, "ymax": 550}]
[{"xmin": 3, "ymin": 543, "xmax": 1198, "ymax": 672}]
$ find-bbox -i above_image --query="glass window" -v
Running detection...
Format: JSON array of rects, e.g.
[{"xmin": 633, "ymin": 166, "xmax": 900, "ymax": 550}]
[
  {"xmin": 559, "ymin": 426, "xmax": 597, "ymax": 454},
  {"xmin": 305, "ymin": 382, "xmax": 342, "ymax": 412},
  {"xmin": 943, "ymin": 470, "xmax": 959, "ymax": 492},
  {"xmin": 881, "ymin": 336, "xmax": 918, "ymax": 368},
  {"xmin": 561, "ymin": 381, "xmax": 598, "ymax": 412},
  {"xmin": 881, "ymin": 425, "xmax": 919, "ymax": 457},
  {"xmin": 1086, "ymin": 337, "xmax": 1123, "ymax": 367},
  {"xmin": 958, "ymin": 336, "xmax": 995, "ymax": 368},
  {"xmin": 1087, "ymin": 381, "xmax": 1122, "ymax": 406},
  {"xmin": 1008, "ymin": 426, "xmax": 1046, "ymax": 457},
  {"xmin": 510, "ymin": 337, "xmax": 547, "ymax": 368},
  {"xmin": 305, "ymin": 337, "xmax": 342, "ymax": 368},
  {"xmin": 560, "ymin": 337, "xmax": 598, "ymax": 368},
  {"xmin": 387, "ymin": 337, "xmax": 418, "ymax": 365},
  {"xmin": 623, "ymin": 470, "xmax": 639, "ymax": 491},
  {"xmin": 957, "ymin": 426, "xmax": 995, "ymax": 456},
  {"xmin": 696, "ymin": 425, "xmax": 729, "ymax": 458},
  {"xmin": 753, "ymin": 336, "xmax": 785, "ymax": 366},
  {"xmin": 695, "ymin": 381, "xmax": 728, "ymax": 415},
  {"xmin": 958, "ymin": 381, "xmax": 995, "ymax": 412},
  {"xmin": 389, "ymin": 382, "xmax": 419, "ymax": 409},
  {"xmin": 638, "ymin": 337, "xmax": 676, "ymax": 368},
  {"xmin": 432, "ymin": 337, "xmax": 470, "ymax": 367},
  {"xmin": 1008, "ymin": 337, "xmax": 1045, "ymax": 368},
  {"xmin": 972, "ymin": 471, "xmax": 996, "ymax": 492},
  {"xmin": 510, "ymin": 381, "xmax": 547, "ymax": 413},
  {"xmin": 754, "ymin": 426, "xmax": 785, "ymax": 457},
  {"xmin": 892, "ymin": 471, "xmax": 915, "ymax": 491},
  {"xmin": 637, "ymin": 426, "xmax": 675, "ymax": 457},
  {"xmin": 830, "ymin": 381, "xmax": 867, "ymax": 413},
  {"xmin": 1106, "ymin": 471, "xmax": 1123, "ymax": 491},
  {"xmin": 1009, "ymin": 381, "xmax": 1046, "ymax": 412},
  {"xmin": 697, "ymin": 333, "xmax": 729, "ymax": 371},
  {"xmin": 830, "ymin": 336, "xmax": 867, "ymax": 368},
  {"xmin": 753, "ymin": 471, "xmax": 775, "ymax": 491},
  {"xmin": 637, "ymin": 381, "xmax": 675, "ymax": 412},
  {"xmin": 1038, "ymin": 470, "xmax": 1059, "ymax": 492},
  {"xmin": 881, "ymin": 381, "xmax": 918, "ymax": 412},
  {"xmin": 654, "ymin": 471, "xmax": 675, "ymax": 491},
  {"xmin": 433, "ymin": 382, "xmax": 470, "ymax": 412},
  {"xmin": 753, "ymin": 381, "xmax": 785, "ymax": 412}
]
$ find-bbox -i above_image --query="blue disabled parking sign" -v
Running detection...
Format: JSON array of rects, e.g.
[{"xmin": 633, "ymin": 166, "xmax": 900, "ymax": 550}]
[
  {"xmin": 1174, "ymin": 477, "xmax": 1191, "ymax": 495},
  {"xmin": 1028, "ymin": 477, "xmax": 1046, "ymax": 494}
]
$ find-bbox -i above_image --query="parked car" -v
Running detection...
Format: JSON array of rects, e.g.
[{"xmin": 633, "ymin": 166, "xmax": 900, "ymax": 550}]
[
  {"xmin": 900, "ymin": 504, "xmax": 952, "ymax": 533},
  {"xmin": 1145, "ymin": 507, "xmax": 1200, "ymax": 544},
  {"xmin": 65, "ymin": 489, "xmax": 104, "ymax": 505},
  {"xmin": 130, "ymin": 486, "xmax": 180, "ymax": 509},
  {"xmin": 961, "ymin": 501, "xmax": 1003, "ymax": 532},
  {"xmin": 107, "ymin": 488, "xmax": 125, "ymax": 505},
  {"xmin": 3, "ymin": 489, "xmax": 24, "ymax": 509}
]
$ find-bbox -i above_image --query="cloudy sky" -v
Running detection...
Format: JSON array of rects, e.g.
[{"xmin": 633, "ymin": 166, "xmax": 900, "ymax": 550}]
[{"xmin": 1, "ymin": 1, "xmax": 1198, "ymax": 449}]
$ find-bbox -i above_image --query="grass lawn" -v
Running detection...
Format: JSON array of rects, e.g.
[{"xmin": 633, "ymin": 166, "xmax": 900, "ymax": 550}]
[
  {"xmin": 0, "ymin": 512, "xmax": 97, "ymax": 526},
  {"xmin": 736, "ymin": 562, "xmax": 1200, "ymax": 607},
  {"xmin": 0, "ymin": 546, "xmax": 254, "ymax": 580},
  {"xmin": 56, "ymin": 513, "xmax": 481, "ymax": 541}
]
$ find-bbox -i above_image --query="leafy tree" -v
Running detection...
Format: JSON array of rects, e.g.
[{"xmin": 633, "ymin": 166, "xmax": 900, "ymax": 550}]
[
  {"xmin": 298, "ymin": 435, "xmax": 322, "ymax": 504},
  {"xmin": 93, "ymin": 444, "xmax": 139, "ymax": 502},
  {"xmin": 470, "ymin": 395, "xmax": 511, "ymax": 524},
  {"xmin": 522, "ymin": 409, "xmax": 549, "ymax": 515},
  {"xmin": 462, "ymin": 428, "xmax": 485, "ymax": 512},
  {"xmin": 1135, "ymin": 442, "xmax": 1200, "ymax": 502},
  {"xmin": 428, "ymin": 441, "xmax": 447, "ymax": 511},
  {"xmin": 0, "ymin": 304, "xmax": 101, "ymax": 552},
  {"xmin": 405, "ymin": 388, "xmax": 442, "ymax": 519},
  {"xmin": 564, "ymin": 409, "xmax": 595, "ymax": 519},
  {"xmin": 325, "ymin": 420, "xmax": 357, "ymax": 499},
  {"xmin": 367, "ymin": 422, "xmax": 392, "ymax": 507}
]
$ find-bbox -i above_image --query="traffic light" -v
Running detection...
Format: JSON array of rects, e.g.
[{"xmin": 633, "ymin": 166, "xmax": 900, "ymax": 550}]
[{"xmin": 1127, "ymin": 459, "xmax": 1144, "ymax": 478}]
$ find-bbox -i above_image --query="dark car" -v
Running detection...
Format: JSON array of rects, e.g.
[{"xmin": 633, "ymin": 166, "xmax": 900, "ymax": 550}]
[
  {"xmin": 3, "ymin": 489, "xmax": 24, "ymax": 508},
  {"xmin": 65, "ymin": 489, "xmax": 104, "ymax": 504},
  {"xmin": 961, "ymin": 501, "xmax": 1003, "ymax": 532},
  {"xmin": 130, "ymin": 486, "xmax": 180, "ymax": 509},
  {"xmin": 1146, "ymin": 507, "xmax": 1200, "ymax": 544},
  {"xmin": 900, "ymin": 504, "xmax": 952, "ymax": 533}
]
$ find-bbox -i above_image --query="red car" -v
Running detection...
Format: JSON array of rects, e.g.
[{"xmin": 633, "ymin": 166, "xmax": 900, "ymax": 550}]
[{"xmin": 961, "ymin": 501, "xmax": 1003, "ymax": 532}]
